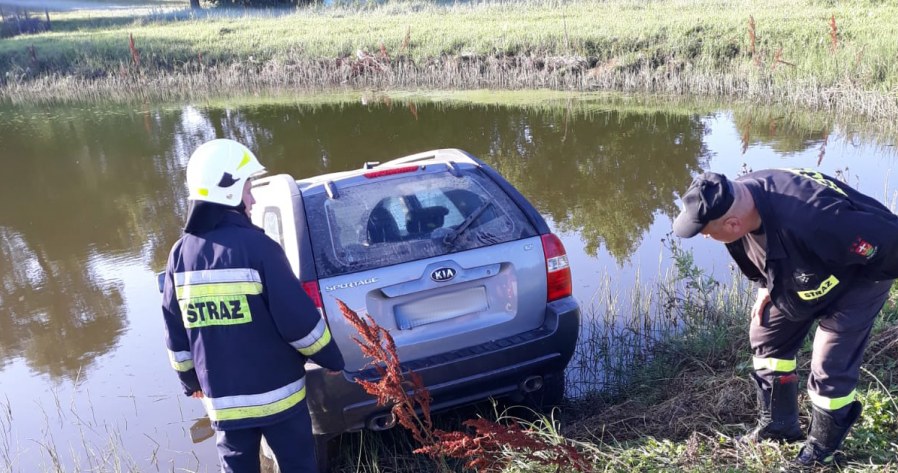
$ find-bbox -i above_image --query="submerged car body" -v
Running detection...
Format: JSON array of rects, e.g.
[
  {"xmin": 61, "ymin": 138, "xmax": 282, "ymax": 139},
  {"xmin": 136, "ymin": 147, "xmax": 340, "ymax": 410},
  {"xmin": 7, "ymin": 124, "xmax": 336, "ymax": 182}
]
[{"xmin": 247, "ymin": 148, "xmax": 579, "ymax": 438}]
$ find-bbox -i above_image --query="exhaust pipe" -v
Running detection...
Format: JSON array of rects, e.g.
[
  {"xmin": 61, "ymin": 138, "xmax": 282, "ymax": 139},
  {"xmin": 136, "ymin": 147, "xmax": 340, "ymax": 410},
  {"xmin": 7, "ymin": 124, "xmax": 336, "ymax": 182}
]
[
  {"xmin": 367, "ymin": 413, "xmax": 397, "ymax": 431},
  {"xmin": 520, "ymin": 375, "xmax": 544, "ymax": 393}
]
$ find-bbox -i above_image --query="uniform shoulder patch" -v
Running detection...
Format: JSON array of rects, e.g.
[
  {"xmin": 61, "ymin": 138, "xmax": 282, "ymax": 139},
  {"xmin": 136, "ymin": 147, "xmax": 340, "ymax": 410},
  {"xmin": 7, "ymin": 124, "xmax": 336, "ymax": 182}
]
[{"xmin": 850, "ymin": 236, "xmax": 877, "ymax": 259}]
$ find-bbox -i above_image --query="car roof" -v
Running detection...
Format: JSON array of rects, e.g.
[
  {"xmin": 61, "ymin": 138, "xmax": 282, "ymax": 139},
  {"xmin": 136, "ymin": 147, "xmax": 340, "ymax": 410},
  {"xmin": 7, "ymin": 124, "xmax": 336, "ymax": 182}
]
[
  {"xmin": 295, "ymin": 149, "xmax": 481, "ymax": 192},
  {"xmin": 248, "ymin": 147, "xmax": 552, "ymax": 282}
]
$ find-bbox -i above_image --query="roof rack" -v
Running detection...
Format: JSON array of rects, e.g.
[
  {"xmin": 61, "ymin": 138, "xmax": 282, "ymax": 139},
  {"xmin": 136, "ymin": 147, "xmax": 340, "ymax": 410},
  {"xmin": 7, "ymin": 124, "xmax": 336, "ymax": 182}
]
[
  {"xmin": 324, "ymin": 180, "xmax": 339, "ymax": 199},
  {"xmin": 381, "ymin": 149, "xmax": 477, "ymax": 167}
]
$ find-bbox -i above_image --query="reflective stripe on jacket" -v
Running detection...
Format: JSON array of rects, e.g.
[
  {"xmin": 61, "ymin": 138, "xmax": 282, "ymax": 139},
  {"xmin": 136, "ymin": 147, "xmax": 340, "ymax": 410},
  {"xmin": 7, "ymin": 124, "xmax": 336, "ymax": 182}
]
[{"xmin": 161, "ymin": 210, "xmax": 344, "ymax": 430}]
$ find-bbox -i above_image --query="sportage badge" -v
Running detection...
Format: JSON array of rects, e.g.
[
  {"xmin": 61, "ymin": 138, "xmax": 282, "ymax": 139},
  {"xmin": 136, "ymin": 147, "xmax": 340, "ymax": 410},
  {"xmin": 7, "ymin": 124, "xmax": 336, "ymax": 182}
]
[{"xmin": 431, "ymin": 267, "xmax": 456, "ymax": 282}]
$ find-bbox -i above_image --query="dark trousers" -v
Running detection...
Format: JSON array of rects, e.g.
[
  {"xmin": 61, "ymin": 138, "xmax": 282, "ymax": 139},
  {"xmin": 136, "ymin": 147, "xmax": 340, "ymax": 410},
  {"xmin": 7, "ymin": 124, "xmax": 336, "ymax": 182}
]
[
  {"xmin": 216, "ymin": 404, "xmax": 318, "ymax": 473},
  {"xmin": 750, "ymin": 279, "xmax": 891, "ymax": 415}
]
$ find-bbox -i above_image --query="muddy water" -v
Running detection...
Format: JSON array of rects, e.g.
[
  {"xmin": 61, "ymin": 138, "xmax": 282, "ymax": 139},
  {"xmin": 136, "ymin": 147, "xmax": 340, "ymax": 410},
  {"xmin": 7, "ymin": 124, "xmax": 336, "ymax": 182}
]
[{"xmin": 0, "ymin": 97, "xmax": 894, "ymax": 471}]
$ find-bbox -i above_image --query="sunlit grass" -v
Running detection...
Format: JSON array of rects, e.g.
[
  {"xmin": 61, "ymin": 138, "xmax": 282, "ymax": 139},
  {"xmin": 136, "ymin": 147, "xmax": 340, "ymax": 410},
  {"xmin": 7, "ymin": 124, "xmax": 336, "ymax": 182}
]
[
  {"xmin": 13, "ymin": 0, "xmax": 894, "ymax": 72},
  {"xmin": 322, "ymin": 239, "xmax": 898, "ymax": 472},
  {"xmin": 1, "ymin": 0, "xmax": 898, "ymax": 116}
]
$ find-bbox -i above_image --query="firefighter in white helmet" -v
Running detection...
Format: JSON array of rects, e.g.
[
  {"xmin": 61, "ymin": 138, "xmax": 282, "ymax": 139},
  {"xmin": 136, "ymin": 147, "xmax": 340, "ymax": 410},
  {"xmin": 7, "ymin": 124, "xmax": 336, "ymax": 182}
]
[{"xmin": 161, "ymin": 139, "xmax": 344, "ymax": 472}]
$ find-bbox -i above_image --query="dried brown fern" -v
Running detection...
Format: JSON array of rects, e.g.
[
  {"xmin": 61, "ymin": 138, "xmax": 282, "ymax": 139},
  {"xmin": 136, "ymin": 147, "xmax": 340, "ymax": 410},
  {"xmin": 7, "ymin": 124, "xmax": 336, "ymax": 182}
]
[
  {"xmin": 128, "ymin": 33, "xmax": 140, "ymax": 69},
  {"xmin": 336, "ymin": 298, "xmax": 433, "ymax": 446},
  {"xmin": 401, "ymin": 26, "xmax": 411, "ymax": 54},
  {"xmin": 748, "ymin": 15, "xmax": 758, "ymax": 66},
  {"xmin": 336, "ymin": 298, "xmax": 590, "ymax": 472},
  {"xmin": 829, "ymin": 14, "xmax": 839, "ymax": 52}
]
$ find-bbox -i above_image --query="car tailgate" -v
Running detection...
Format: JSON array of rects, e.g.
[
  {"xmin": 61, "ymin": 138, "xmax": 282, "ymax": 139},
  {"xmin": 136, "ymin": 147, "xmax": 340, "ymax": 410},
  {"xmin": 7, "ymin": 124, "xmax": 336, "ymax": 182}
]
[{"xmin": 319, "ymin": 236, "xmax": 546, "ymax": 373}]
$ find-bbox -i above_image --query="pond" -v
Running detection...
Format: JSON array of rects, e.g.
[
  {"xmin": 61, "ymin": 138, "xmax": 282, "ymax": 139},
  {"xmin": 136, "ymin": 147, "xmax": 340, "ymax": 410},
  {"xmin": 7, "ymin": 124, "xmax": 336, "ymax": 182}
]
[{"xmin": 0, "ymin": 94, "xmax": 895, "ymax": 471}]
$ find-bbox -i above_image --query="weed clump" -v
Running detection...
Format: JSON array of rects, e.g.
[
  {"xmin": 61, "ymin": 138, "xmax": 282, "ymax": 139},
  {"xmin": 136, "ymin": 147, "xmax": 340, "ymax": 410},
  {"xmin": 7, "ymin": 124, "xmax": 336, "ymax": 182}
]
[{"xmin": 336, "ymin": 298, "xmax": 591, "ymax": 472}]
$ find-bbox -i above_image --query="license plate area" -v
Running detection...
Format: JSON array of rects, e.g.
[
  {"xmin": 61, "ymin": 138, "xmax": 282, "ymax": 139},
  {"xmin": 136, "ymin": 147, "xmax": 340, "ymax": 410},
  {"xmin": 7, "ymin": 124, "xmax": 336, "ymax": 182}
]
[{"xmin": 394, "ymin": 286, "xmax": 488, "ymax": 330}]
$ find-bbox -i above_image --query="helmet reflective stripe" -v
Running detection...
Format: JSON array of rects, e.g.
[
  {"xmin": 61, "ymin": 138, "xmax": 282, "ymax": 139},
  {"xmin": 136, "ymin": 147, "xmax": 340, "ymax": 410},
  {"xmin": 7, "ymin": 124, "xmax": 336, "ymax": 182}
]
[
  {"xmin": 809, "ymin": 389, "xmax": 856, "ymax": 411},
  {"xmin": 168, "ymin": 349, "xmax": 194, "ymax": 372},
  {"xmin": 201, "ymin": 377, "xmax": 307, "ymax": 422},
  {"xmin": 289, "ymin": 317, "xmax": 332, "ymax": 356},
  {"xmin": 753, "ymin": 356, "xmax": 797, "ymax": 372},
  {"xmin": 237, "ymin": 152, "xmax": 252, "ymax": 170},
  {"xmin": 186, "ymin": 139, "xmax": 266, "ymax": 206}
]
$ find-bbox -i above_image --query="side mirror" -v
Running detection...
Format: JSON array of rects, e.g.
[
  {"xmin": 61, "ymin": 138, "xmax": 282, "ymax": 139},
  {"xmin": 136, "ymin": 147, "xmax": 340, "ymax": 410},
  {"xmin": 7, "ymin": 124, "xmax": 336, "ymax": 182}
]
[{"xmin": 156, "ymin": 271, "xmax": 165, "ymax": 294}]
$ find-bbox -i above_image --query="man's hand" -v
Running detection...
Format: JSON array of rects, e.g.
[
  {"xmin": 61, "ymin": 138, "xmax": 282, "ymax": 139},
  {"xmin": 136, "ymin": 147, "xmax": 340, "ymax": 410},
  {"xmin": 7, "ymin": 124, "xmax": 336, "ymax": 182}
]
[
  {"xmin": 752, "ymin": 287, "xmax": 771, "ymax": 322},
  {"xmin": 190, "ymin": 390, "xmax": 205, "ymax": 399}
]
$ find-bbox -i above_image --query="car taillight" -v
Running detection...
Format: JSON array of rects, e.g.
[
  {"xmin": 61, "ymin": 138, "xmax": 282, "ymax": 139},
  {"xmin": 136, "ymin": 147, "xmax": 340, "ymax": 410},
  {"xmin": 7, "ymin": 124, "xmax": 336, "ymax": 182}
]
[
  {"xmin": 541, "ymin": 233, "xmax": 572, "ymax": 302},
  {"xmin": 363, "ymin": 165, "xmax": 419, "ymax": 178},
  {"xmin": 301, "ymin": 280, "xmax": 325, "ymax": 317}
]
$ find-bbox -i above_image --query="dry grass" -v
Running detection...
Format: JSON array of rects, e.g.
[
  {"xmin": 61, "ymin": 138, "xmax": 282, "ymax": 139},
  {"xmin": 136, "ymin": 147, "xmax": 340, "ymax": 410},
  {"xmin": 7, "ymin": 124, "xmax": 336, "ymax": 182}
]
[
  {"xmin": 4, "ymin": 54, "xmax": 898, "ymax": 122},
  {"xmin": 566, "ymin": 367, "xmax": 753, "ymax": 444}
]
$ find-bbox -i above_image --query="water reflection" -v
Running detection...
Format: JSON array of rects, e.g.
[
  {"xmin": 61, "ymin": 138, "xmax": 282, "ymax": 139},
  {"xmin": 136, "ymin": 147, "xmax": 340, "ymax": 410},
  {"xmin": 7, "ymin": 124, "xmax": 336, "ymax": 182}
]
[
  {"xmin": 0, "ymin": 97, "xmax": 895, "ymax": 471},
  {"xmin": 730, "ymin": 108, "xmax": 838, "ymax": 173},
  {"xmin": 484, "ymin": 110, "xmax": 709, "ymax": 261},
  {"xmin": 177, "ymin": 102, "xmax": 711, "ymax": 263},
  {"xmin": 0, "ymin": 99, "xmax": 855, "ymax": 378},
  {"xmin": 0, "ymin": 106, "xmax": 186, "ymax": 377},
  {"xmin": 0, "ymin": 226, "xmax": 124, "ymax": 378}
]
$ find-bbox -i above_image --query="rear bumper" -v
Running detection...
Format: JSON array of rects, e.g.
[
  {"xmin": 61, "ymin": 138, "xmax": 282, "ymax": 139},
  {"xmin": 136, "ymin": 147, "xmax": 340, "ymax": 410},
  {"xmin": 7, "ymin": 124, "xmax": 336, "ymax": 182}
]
[{"xmin": 303, "ymin": 296, "xmax": 580, "ymax": 436}]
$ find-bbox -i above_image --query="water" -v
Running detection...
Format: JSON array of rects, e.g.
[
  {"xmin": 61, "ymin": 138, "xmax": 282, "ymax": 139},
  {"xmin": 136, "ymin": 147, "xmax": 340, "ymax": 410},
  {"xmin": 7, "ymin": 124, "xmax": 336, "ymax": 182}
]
[{"xmin": 0, "ymin": 96, "xmax": 895, "ymax": 471}]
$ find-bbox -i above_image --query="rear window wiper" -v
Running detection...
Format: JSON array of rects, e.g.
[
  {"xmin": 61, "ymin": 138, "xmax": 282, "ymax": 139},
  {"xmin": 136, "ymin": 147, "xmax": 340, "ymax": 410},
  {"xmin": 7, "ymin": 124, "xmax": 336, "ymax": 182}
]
[{"xmin": 443, "ymin": 201, "xmax": 492, "ymax": 247}]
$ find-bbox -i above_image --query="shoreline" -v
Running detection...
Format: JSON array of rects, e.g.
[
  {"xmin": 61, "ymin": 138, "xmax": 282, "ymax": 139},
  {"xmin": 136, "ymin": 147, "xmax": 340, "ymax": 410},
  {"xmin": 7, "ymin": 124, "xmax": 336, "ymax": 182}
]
[
  {"xmin": 3, "ymin": 57, "xmax": 897, "ymax": 120},
  {"xmin": 2, "ymin": 0, "xmax": 897, "ymax": 118}
]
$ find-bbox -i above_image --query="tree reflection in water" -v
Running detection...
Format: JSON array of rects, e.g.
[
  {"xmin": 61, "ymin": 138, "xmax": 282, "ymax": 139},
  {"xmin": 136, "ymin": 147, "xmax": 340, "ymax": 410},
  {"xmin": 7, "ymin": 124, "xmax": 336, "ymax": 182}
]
[{"xmin": 0, "ymin": 98, "xmax": 850, "ymax": 381}]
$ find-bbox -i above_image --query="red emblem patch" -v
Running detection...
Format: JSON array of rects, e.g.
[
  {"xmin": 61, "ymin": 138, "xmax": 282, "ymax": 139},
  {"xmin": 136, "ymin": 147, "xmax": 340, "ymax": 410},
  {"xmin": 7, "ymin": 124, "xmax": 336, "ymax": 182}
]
[{"xmin": 850, "ymin": 237, "xmax": 877, "ymax": 259}]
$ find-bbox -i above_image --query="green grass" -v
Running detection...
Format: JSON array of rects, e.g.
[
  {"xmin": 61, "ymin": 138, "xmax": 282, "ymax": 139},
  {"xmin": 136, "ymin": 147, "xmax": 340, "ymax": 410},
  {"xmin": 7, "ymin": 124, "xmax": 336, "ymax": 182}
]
[
  {"xmin": 11, "ymin": 0, "xmax": 891, "ymax": 69},
  {"xmin": 2, "ymin": 0, "xmax": 898, "ymax": 116},
  {"xmin": 321, "ymin": 238, "xmax": 898, "ymax": 472},
  {"xmin": 548, "ymin": 241, "xmax": 898, "ymax": 472}
]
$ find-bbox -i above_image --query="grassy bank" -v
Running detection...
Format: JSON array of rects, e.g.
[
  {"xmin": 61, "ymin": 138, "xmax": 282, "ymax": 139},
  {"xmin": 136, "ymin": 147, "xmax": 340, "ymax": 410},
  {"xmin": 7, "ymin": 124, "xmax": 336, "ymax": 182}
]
[
  {"xmin": 1, "ymin": 0, "xmax": 898, "ymax": 118},
  {"xmin": 323, "ymin": 240, "xmax": 898, "ymax": 472},
  {"xmin": 558, "ymin": 241, "xmax": 898, "ymax": 472}
]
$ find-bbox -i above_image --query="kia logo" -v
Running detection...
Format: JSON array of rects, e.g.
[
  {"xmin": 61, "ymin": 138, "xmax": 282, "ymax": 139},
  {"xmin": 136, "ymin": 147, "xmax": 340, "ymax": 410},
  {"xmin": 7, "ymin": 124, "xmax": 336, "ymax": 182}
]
[{"xmin": 430, "ymin": 267, "xmax": 456, "ymax": 282}]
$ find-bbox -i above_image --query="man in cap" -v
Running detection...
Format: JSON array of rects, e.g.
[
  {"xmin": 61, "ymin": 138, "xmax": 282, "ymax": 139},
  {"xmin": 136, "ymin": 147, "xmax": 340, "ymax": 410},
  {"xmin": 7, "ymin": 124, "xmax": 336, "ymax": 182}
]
[
  {"xmin": 673, "ymin": 168, "xmax": 898, "ymax": 467},
  {"xmin": 161, "ymin": 139, "xmax": 345, "ymax": 472}
]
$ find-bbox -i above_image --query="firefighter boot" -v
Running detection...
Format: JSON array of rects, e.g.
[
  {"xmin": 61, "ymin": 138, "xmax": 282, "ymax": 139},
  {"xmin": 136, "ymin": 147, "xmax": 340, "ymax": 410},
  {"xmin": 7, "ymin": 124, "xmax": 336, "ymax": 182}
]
[
  {"xmin": 794, "ymin": 401, "xmax": 863, "ymax": 468},
  {"xmin": 740, "ymin": 373, "xmax": 804, "ymax": 443}
]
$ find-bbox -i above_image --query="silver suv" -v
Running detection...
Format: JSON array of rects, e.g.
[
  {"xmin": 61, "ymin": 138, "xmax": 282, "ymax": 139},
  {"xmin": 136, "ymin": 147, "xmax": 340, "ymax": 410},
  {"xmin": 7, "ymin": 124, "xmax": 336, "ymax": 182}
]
[{"xmin": 250, "ymin": 149, "xmax": 579, "ymax": 448}]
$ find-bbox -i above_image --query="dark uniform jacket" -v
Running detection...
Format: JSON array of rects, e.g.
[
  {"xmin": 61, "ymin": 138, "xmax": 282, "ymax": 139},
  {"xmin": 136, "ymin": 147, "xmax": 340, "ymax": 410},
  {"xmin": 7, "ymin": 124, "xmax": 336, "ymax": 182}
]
[
  {"xmin": 162, "ymin": 210, "xmax": 344, "ymax": 430},
  {"xmin": 726, "ymin": 169, "xmax": 898, "ymax": 321}
]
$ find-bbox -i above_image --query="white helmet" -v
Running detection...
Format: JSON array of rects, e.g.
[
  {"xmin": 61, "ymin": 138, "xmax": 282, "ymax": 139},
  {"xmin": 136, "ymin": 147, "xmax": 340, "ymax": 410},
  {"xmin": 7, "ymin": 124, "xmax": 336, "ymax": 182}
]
[{"xmin": 186, "ymin": 139, "xmax": 266, "ymax": 206}]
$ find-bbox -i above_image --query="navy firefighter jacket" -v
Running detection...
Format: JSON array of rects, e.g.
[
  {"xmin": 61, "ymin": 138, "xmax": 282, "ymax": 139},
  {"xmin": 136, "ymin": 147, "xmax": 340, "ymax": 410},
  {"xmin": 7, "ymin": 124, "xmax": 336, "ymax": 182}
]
[
  {"xmin": 161, "ymin": 210, "xmax": 344, "ymax": 431},
  {"xmin": 726, "ymin": 168, "xmax": 898, "ymax": 322}
]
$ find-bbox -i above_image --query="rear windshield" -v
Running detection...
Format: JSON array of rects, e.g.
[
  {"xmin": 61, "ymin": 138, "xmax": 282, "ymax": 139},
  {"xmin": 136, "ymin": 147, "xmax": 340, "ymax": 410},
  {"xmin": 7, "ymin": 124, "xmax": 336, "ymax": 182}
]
[{"xmin": 304, "ymin": 167, "xmax": 538, "ymax": 278}]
